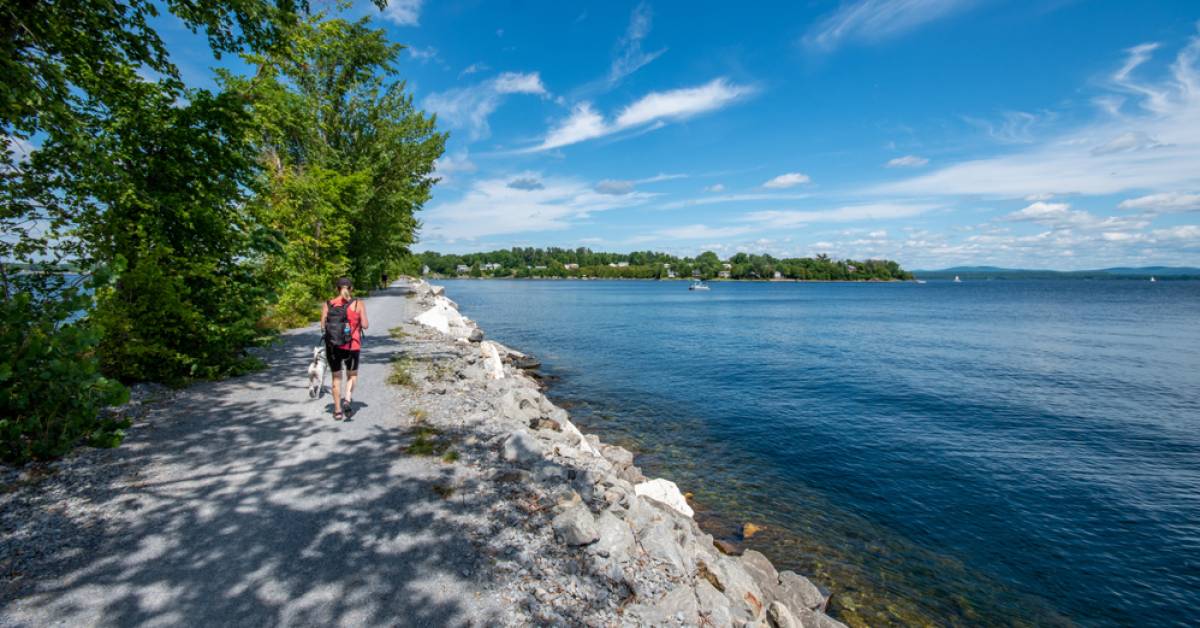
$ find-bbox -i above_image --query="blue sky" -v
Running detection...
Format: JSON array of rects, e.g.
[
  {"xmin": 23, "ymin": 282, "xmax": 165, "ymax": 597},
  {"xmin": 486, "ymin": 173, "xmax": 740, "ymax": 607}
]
[{"xmin": 168, "ymin": 1, "xmax": 1200, "ymax": 269}]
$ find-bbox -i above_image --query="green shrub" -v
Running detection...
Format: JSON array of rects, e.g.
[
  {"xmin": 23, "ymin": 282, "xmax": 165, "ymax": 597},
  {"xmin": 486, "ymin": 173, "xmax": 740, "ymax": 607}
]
[
  {"xmin": 0, "ymin": 287, "xmax": 128, "ymax": 464},
  {"xmin": 387, "ymin": 357, "xmax": 415, "ymax": 387}
]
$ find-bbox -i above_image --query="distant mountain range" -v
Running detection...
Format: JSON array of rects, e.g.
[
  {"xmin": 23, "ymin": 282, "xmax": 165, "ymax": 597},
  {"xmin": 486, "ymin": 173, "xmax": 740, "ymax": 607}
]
[{"xmin": 913, "ymin": 266, "xmax": 1200, "ymax": 280}]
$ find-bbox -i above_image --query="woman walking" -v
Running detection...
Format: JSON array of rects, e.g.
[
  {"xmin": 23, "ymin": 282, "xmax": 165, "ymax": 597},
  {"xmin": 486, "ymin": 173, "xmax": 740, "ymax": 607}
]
[{"xmin": 321, "ymin": 277, "xmax": 369, "ymax": 420}]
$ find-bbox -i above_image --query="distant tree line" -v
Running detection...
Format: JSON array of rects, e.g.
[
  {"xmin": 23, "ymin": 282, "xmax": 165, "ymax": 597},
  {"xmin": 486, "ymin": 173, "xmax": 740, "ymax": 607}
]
[{"xmin": 418, "ymin": 248, "xmax": 913, "ymax": 281}]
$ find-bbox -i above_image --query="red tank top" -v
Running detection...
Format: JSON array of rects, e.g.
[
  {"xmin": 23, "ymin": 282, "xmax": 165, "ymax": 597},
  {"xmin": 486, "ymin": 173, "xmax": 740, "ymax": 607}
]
[{"xmin": 330, "ymin": 297, "xmax": 362, "ymax": 351}]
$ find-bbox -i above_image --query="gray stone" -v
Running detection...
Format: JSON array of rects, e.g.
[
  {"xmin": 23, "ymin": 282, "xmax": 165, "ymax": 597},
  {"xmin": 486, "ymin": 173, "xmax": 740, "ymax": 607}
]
[
  {"xmin": 619, "ymin": 464, "xmax": 647, "ymax": 484},
  {"xmin": 622, "ymin": 583, "xmax": 699, "ymax": 627},
  {"xmin": 741, "ymin": 549, "xmax": 782, "ymax": 599},
  {"xmin": 529, "ymin": 417, "xmax": 561, "ymax": 431},
  {"xmin": 601, "ymin": 445, "xmax": 635, "ymax": 469},
  {"xmin": 637, "ymin": 520, "xmax": 691, "ymax": 577},
  {"xmin": 501, "ymin": 430, "xmax": 545, "ymax": 466},
  {"xmin": 768, "ymin": 601, "xmax": 800, "ymax": 628},
  {"xmin": 778, "ymin": 571, "xmax": 826, "ymax": 612},
  {"xmin": 589, "ymin": 510, "xmax": 635, "ymax": 560},
  {"xmin": 796, "ymin": 610, "xmax": 848, "ymax": 628},
  {"xmin": 552, "ymin": 505, "xmax": 599, "ymax": 546},
  {"xmin": 696, "ymin": 578, "xmax": 734, "ymax": 626},
  {"xmin": 467, "ymin": 328, "xmax": 484, "ymax": 342},
  {"xmin": 705, "ymin": 555, "xmax": 766, "ymax": 622}
]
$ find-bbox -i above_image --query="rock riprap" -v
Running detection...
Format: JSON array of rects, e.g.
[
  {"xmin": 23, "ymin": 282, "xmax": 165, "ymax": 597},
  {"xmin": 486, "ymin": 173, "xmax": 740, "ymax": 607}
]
[{"xmin": 406, "ymin": 279, "xmax": 847, "ymax": 627}]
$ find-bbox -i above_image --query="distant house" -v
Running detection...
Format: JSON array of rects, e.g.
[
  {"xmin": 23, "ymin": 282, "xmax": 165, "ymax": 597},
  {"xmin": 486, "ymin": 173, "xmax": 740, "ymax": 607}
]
[
  {"xmin": 846, "ymin": 264, "xmax": 857, "ymax": 272},
  {"xmin": 455, "ymin": 264, "xmax": 470, "ymax": 274},
  {"xmin": 667, "ymin": 270, "xmax": 677, "ymax": 278},
  {"xmin": 533, "ymin": 265, "xmax": 547, "ymax": 270},
  {"xmin": 607, "ymin": 263, "xmax": 617, "ymax": 267},
  {"xmin": 616, "ymin": 261, "xmax": 629, "ymax": 268},
  {"xmin": 565, "ymin": 263, "xmax": 579, "ymax": 270},
  {"xmin": 662, "ymin": 263, "xmax": 671, "ymax": 268},
  {"xmin": 718, "ymin": 270, "xmax": 731, "ymax": 279},
  {"xmin": 773, "ymin": 270, "xmax": 783, "ymax": 279},
  {"xmin": 481, "ymin": 262, "xmax": 501, "ymax": 271},
  {"xmin": 421, "ymin": 265, "xmax": 430, "ymax": 275},
  {"xmin": 722, "ymin": 263, "xmax": 732, "ymax": 270},
  {"xmin": 691, "ymin": 269, "xmax": 702, "ymax": 278}
]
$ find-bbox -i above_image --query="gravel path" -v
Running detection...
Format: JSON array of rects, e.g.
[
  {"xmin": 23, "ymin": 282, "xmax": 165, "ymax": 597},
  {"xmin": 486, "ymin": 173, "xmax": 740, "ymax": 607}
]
[{"xmin": 1, "ymin": 282, "xmax": 512, "ymax": 627}]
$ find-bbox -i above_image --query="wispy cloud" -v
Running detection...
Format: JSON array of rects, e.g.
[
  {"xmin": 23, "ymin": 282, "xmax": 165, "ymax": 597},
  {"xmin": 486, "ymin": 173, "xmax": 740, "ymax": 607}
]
[
  {"xmin": 660, "ymin": 193, "xmax": 812, "ymax": 210},
  {"xmin": 704, "ymin": 184, "xmax": 725, "ymax": 193},
  {"xmin": 460, "ymin": 62, "xmax": 490, "ymax": 78},
  {"xmin": 745, "ymin": 203, "xmax": 937, "ymax": 227},
  {"xmin": 507, "ymin": 177, "xmax": 544, "ymax": 191},
  {"xmin": 422, "ymin": 174, "xmax": 654, "ymax": 241},
  {"xmin": 804, "ymin": 0, "xmax": 974, "ymax": 52},
  {"xmin": 1118, "ymin": 192, "xmax": 1200, "ymax": 213},
  {"xmin": 763, "ymin": 172, "xmax": 811, "ymax": 189},
  {"xmin": 886, "ymin": 155, "xmax": 929, "ymax": 168},
  {"xmin": 407, "ymin": 45, "xmax": 438, "ymax": 62},
  {"xmin": 657, "ymin": 224, "xmax": 757, "ymax": 240},
  {"xmin": 381, "ymin": 0, "xmax": 423, "ymax": 26},
  {"xmin": 608, "ymin": 2, "xmax": 667, "ymax": 87},
  {"xmin": 593, "ymin": 173, "xmax": 686, "ymax": 196},
  {"xmin": 1003, "ymin": 201, "xmax": 1148, "ymax": 231},
  {"xmin": 424, "ymin": 72, "xmax": 548, "ymax": 141},
  {"xmin": 526, "ymin": 78, "xmax": 753, "ymax": 152},
  {"xmin": 879, "ymin": 30, "xmax": 1200, "ymax": 199},
  {"xmin": 432, "ymin": 150, "xmax": 476, "ymax": 185}
]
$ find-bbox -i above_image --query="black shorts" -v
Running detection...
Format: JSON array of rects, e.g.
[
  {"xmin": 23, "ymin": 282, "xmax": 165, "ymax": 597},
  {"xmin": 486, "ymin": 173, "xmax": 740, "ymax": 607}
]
[{"xmin": 325, "ymin": 343, "xmax": 360, "ymax": 373}]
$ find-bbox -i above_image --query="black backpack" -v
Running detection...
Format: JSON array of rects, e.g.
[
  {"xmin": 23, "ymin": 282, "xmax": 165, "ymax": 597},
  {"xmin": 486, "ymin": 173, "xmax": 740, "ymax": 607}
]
[{"xmin": 324, "ymin": 299, "xmax": 356, "ymax": 346}]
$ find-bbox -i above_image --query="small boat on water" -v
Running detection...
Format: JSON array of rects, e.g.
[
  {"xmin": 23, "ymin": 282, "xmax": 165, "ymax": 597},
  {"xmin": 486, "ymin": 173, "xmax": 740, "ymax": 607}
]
[
  {"xmin": 1150, "ymin": 276, "xmax": 1157, "ymax": 283},
  {"xmin": 689, "ymin": 279, "xmax": 710, "ymax": 291},
  {"xmin": 915, "ymin": 279, "xmax": 927, "ymax": 284},
  {"xmin": 953, "ymin": 275, "xmax": 962, "ymax": 283}
]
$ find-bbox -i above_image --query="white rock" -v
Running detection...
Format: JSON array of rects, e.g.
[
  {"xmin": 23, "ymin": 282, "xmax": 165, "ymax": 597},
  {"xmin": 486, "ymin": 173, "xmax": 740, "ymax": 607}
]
[
  {"xmin": 634, "ymin": 478, "xmax": 694, "ymax": 518},
  {"xmin": 480, "ymin": 341, "xmax": 505, "ymax": 379},
  {"xmin": 501, "ymin": 431, "xmax": 544, "ymax": 466}
]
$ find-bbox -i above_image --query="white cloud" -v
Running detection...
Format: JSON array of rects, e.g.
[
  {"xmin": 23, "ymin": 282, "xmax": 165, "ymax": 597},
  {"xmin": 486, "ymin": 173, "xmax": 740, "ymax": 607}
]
[
  {"xmin": 705, "ymin": 184, "xmax": 725, "ymax": 193},
  {"xmin": 608, "ymin": 2, "xmax": 667, "ymax": 87},
  {"xmin": 527, "ymin": 79, "xmax": 752, "ymax": 152},
  {"xmin": 1118, "ymin": 192, "xmax": 1200, "ymax": 212},
  {"xmin": 762, "ymin": 172, "xmax": 811, "ymax": 189},
  {"xmin": 407, "ymin": 45, "xmax": 437, "ymax": 62},
  {"xmin": 660, "ymin": 193, "xmax": 812, "ymax": 210},
  {"xmin": 422, "ymin": 174, "xmax": 654, "ymax": 240},
  {"xmin": 432, "ymin": 150, "xmax": 476, "ymax": 184},
  {"xmin": 886, "ymin": 155, "xmax": 929, "ymax": 168},
  {"xmin": 1003, "ymin": 201, "xmax": 1148, "ymax": 231},
  {"xmin": 460, "ymin": 63, "xmax": 490, "ymax": 77},
  {"xmin": 745, "ymin": 203, "xmax": 936, "ymax": 227},
  {"xmin": 804, "ymin": 0, "xmax": 973, "ymax": 52},
  {"xmin": 595, "ymin": 179, "xmax": 635, "ymax": 195},
  {"xmin": 382, "ymin": 0, "xmax": 423, "ymax": 26},
  {"xmin": 424, "ymin": 72, "xmax": 547, "ymax": 141},
  {"xmin": 879, "ymin": 31, "xmax": 1200, "ymax": 200}
]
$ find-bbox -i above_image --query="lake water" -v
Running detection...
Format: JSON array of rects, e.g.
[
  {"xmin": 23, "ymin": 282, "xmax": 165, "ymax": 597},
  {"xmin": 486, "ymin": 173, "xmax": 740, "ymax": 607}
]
[{"xmin": 441, "ymin": 279, "xmax": 1200, "ymax": 627}]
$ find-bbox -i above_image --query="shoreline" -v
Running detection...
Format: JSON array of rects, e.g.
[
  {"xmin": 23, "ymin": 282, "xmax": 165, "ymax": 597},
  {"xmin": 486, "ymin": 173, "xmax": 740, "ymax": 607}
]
[
  {"xmin": 408, "ymin": 279, "xmax": 848, "ymax": 626},
  {"xmin": 427, "ymin": 276, "xmax": 909, "ymax": 283}
]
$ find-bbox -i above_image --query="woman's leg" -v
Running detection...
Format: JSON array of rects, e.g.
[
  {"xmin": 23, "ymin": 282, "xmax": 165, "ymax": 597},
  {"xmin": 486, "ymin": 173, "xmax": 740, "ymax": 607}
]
[
  {"xmin": 327, "ymin": 345, "xmax": 344, "ymax": 417},
  {"xmin": 344, "ymin": 352, "xmax": 361, "ymax": 404}
]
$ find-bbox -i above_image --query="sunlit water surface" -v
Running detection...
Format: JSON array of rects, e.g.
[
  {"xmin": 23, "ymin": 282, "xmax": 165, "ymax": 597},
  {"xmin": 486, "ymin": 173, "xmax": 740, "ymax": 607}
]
[{"xmin": 442, "ymin": 279, "xmax": 1200, "ymax": 627}]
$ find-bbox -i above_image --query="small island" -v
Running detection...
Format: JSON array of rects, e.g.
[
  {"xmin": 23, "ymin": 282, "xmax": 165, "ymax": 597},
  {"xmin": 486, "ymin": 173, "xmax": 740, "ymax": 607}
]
[{"xmin": 417, "ymin": 248, "xmax": 914, "ymax": 281}]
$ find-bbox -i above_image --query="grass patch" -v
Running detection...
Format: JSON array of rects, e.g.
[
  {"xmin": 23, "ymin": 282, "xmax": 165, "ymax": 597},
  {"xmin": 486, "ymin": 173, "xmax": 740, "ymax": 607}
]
[
  {"xmin": 409, "ymin": 408, "xmax": 428, "ymax": 423},
  {"xmin": 404, "ymin": 426, "xmax": 451, "ymax": 456},
  {"xmin": 432, "ymin": 483, "xmax": 455, "ymax": 499},
  {"xmin": 441, "ymin": 450, "xmax": 460, "ymax": 463},
  {"xmin": 387, "ymin": 357, "xmax": 415, "ymax": 387},
  {"xmin": 388, "ymin": 326, "xmax": 407, "ymax": 340}
]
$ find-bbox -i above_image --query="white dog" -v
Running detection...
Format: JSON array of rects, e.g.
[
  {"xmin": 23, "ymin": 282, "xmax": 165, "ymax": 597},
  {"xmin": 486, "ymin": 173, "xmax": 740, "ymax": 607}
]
[{"xmin": 307, "ymin": 345, "xmax": 328, "ymax": 398}]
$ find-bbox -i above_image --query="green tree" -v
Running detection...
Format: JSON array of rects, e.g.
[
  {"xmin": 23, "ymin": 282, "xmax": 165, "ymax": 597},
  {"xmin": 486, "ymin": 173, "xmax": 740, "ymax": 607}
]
[{"xmin": 231, "ymin": 14, "xmax": 445, "ymax": 325}]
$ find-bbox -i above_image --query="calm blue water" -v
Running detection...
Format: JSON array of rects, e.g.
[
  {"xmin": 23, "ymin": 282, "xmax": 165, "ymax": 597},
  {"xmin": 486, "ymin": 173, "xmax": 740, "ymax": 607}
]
[{"xmin": 443, "ymin": 279, "xmax": 1200, "ymax": 626}]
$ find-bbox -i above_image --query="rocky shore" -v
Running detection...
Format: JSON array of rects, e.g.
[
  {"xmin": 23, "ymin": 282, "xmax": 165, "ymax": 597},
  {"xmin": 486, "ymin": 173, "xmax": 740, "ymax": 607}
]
[{"xmin": 406, "ymin": 279, "xmax": 846, "ymax": 627}]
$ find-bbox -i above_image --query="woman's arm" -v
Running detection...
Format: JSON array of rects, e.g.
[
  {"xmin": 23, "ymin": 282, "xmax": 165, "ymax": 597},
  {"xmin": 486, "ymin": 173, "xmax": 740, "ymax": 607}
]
[
  {"xmin": 320, "ymin": 301, "xmax": 328, "ymax": 331},
  {"xmin": 357, "ymin": 300, "xmax": 369, "ymax": 330}
]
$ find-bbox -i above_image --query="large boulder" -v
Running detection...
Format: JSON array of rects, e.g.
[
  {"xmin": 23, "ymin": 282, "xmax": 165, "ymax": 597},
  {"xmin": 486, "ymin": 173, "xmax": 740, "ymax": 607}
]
[
  {"xmin": 479, "ymin": 341, "xmax": 504, "ymax": 379},
  {"xmin": 777, "ymin": 571, "xmax": 827, "ymax": 612},
  {"xmin": 589, "ymin": 509, "xmax": 635, "ymax": 560},
  {"xmin": 741, "ymin": 549, "xmax": 781, "ymax": 599},
  {"xmin": 637, "ymin": 520, "xmax": 691, "ymax": 577},
  {"xmin": 699, "ymin": 554, "xmax": 766, "ymax": 623},
  {"xmin": 768, "ymin": 601, "xmax": 800, "ymax": 628},
  {"xmin": 501, "ymin": 430, "xmax": 544, "ymax": 466},
  {"xmin": 634, "ymin": 478, "xmax": 694, "ymax": 518},
  {"xmin": 622, "ymin": 583, "xmax": 699, "ymax": 627},
  {"xmin": 552, "ymin": 505, "xmax": 599, "ymax": 546}
]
